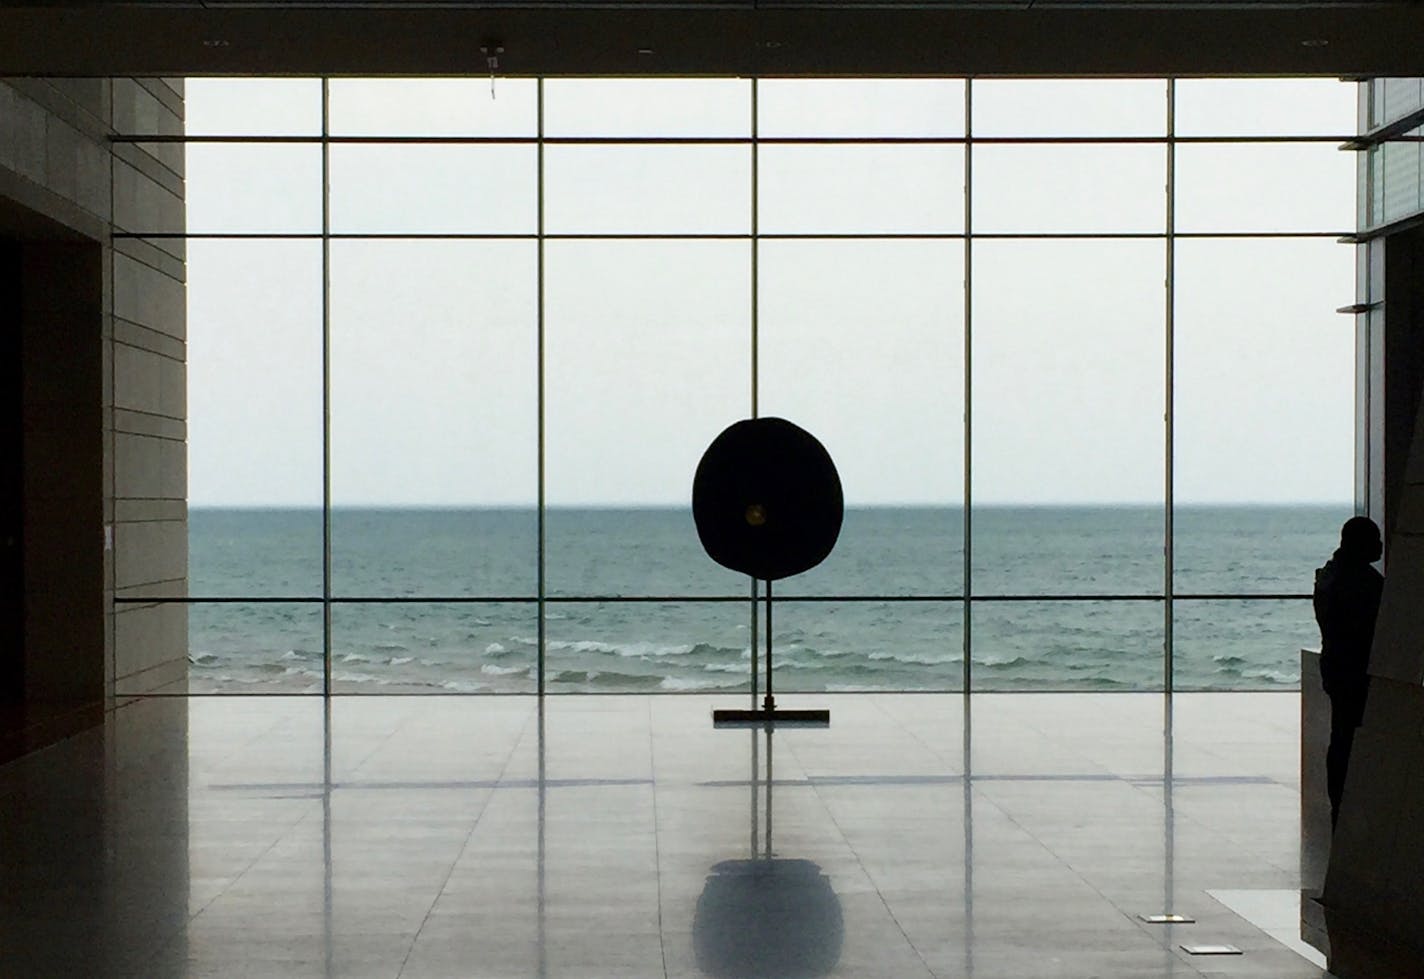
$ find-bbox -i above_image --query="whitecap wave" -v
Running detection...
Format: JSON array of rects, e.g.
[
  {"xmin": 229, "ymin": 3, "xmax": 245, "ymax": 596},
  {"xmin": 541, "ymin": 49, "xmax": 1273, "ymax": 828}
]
[
  {"xmin": 659, "ymin": 675, "xmax": 739, "ymax": 691},
  {"xmin": 481, "ymin": 663, "xmax": 529, "ymax": 676},
  {"xmin": 440, "ymin": 679, "xmax": 488, "ymax": 693},
  {"xmin": 1242, "ymin": 667, "xmax": 1298, "ymax": 684},
  {"xmin": 703, "ymin": 662, "xmax": 750, "ymax": 674},
  {"xmin": 868, "ymin": 651, "xmax": 959, "ymax": 666}
]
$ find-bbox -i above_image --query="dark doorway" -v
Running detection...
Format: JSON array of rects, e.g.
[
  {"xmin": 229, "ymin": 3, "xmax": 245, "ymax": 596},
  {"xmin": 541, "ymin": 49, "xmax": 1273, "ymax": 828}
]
[{"xmin": 0, "ymin": 202, "xmax": 104, "ymax": 759}]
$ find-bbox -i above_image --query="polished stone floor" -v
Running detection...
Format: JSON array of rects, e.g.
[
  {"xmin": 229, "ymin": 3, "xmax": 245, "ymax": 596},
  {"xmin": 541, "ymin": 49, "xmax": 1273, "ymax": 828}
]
[{"xmin": 0, "ymin": 693, "xmax": 1330, "ymax": 978}]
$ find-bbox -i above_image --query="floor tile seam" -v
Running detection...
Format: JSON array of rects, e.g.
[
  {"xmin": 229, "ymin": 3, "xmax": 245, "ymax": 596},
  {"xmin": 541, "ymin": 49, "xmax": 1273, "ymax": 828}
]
[
  {"xmin": 191, "ymin": 710, "xmax": 339, "ymax": 895},
  {"xmin": 394, "ymin": 700, "xmax": 539, "ymax": 979},
  {"xmin": 866, "ymin": 694, "xmax": 971, "ymax": 777},
  {"xmin": 1119, "ymin": 772, "xmax": 1303, "ymax": 882},
  {"xmin": 330, "ymin": 704, "xmax": 428, "ymax": 783},
  {"xmin": 780, "ymin": 730, "xmax": 939, "ymax": 979},
  {"xmin": 199, "ymin": 706, "xmax": 315, "ymax": 772},
  {"xmin": 962, "ymin": 769, "xmax": 1213, "ymax": 974},
  {"xmin": 647, "ymin": 697, "xmax": 671, "ymax": 979},
  {"xmin": 187, "ymin": 797, "xmax": 329, "ymax": 921}
]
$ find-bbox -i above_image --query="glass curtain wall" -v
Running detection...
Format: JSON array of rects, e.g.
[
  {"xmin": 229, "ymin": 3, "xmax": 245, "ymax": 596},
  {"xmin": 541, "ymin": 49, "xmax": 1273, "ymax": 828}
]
[{"xmin": 112, "ymin": 76, "xmax": 1357, "ymax": 696}]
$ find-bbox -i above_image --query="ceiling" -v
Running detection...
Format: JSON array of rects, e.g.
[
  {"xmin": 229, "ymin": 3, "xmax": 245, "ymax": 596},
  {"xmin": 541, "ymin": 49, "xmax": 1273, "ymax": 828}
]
[{"xmin": 2, "ymin": 1, "xmax": 1424, "ymax": 76}]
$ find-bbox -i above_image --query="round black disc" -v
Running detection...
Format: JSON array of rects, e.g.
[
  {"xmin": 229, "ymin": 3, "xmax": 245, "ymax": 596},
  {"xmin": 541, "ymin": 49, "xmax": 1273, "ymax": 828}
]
[{"xmin": 692, "ymin": 417, "xmax": 843, "ymax": 581}]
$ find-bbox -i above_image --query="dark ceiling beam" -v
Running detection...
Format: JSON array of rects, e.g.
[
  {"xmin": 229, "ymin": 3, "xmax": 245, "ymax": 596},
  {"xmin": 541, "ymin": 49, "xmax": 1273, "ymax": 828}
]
[{"xmin": 2, "ymin": 4, "xmax": 1423, "ymax": 76}]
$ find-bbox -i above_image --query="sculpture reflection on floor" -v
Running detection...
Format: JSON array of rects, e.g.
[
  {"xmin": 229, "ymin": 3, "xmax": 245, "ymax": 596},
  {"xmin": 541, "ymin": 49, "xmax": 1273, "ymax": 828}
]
[{"xmin": 692, "ymin": 727, "xmax": 845, "ymax": 979}]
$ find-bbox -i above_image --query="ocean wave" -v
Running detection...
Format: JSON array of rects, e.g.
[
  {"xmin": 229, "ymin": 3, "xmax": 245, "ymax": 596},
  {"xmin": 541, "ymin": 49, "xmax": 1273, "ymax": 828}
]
[
  {"xmin": 189, "ymin": 652, "xmax": 220, "ymax": 666},
  {"xmin": 509, "ymin": 637, "xmax": 743, "ymax": 661},
  {"xmin": 548, "ymin": 669, "xmax": 665, "ymax": 688},
  {"xmin": 978, "ymin": 654, "xmax": 1031, "ymax": 668},
  {"xmin": 867, "ymin": 651, "xmax": 960, "ymax": 666},
  {"xmin": 704, "ymin": 662, "xmax": 750, "ymax": 674},
  {"xmin": 440, "ymin": 679, "xmax": 488, "ymax": 693},
  {"xmin": 659, "ymin": 675, "xmax": 742, "ymax": 691},
  {"xmin": 481, "ymin": 663, "xmax": 530, "ymax": 676},
  {"xmin": 485, "ymin": 642, "xmax": 511, "ymax": 656},
  {"xmin": 554, "ymin": 639, "xmax": 695, "ymax": 658},
  {"xmin": 1212, "ymin": 654, "xmax": 1249, "ymax": 665},
  {"xmin": 390, "ymin": 656, "xmax": 415, "ymax": 666},
  {"xmin": 1242, "ymin": 667, "xmax": 1298, "ymax": 684}
]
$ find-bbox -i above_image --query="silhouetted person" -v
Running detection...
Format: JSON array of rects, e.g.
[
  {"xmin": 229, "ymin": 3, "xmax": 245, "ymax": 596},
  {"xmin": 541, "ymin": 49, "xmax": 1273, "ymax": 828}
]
[{"xmin": 1313, "ymin": 516, "xmax": 1383, "ymax": 830}]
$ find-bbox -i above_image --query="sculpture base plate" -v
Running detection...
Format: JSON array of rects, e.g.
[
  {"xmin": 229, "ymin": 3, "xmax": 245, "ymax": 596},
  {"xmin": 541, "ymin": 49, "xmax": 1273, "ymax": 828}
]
[{"xmin": 712, "ymin": 708, "xmax": 830, "ymax": 729}]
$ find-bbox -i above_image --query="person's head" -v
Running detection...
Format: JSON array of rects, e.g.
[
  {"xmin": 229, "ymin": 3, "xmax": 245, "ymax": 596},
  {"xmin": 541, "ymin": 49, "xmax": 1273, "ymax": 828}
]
[{"xmin": 1340, "ymin": 516, "xmax": 1383, "ymax": 563}]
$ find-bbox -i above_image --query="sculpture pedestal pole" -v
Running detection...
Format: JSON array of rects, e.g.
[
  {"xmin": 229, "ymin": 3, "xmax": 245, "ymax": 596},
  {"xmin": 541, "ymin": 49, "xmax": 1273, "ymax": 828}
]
[{"xmin": 713, "ymin": 580, "xmax": 830, "ymax": 729}]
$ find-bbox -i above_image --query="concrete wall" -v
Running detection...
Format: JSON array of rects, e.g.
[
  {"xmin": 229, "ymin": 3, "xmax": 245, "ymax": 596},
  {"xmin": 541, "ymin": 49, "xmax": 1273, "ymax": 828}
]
[
  {"xmin": 0, "ymin": 78, "xmax": 187, "ymax": 735},
  {"xmin": 109, "ymin": 79, "xmax": 188, "ymax": 697},
  {"xmin": 1322, "ymin": 229, "xmax": 1424, "ymax": 977}
]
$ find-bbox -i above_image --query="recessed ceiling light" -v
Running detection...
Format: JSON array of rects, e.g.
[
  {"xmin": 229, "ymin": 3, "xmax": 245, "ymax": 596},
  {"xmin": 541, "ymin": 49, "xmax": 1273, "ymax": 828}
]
[
  {"xmin": 637, "ymin": 48, "xmax": 655, "ymax": 56},
  {"xmin": 1301, "ymin": 38, "xmax": 1329, "ymax": 47},
  {"xmin": 762, "ymin": 40, "xmax": 784, "ymax": 49},
  {"xmin": 202, "ymin": 39, "xmax": 230, "ymax": 48}
]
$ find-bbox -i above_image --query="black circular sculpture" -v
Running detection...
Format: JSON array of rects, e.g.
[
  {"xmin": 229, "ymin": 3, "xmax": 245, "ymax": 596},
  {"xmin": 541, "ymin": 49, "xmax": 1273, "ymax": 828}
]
[{"xmin": 692, "ymin": 417, "xmax": 844, "ymax": 582}]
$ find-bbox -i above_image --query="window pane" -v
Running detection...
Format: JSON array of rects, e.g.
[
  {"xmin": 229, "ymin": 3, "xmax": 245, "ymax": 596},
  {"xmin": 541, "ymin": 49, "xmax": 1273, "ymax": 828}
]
[
  {"xmin": 184, "ymin": 144, "xmax": 322, "ymax": 233},
  {"xmin": 772, "ymin": 600, "xmax": 964, "ymax": 692},
  {"xmin": 544, "ymin": 78, "xmax": 749, "ymax": 136},
  {"xmin": 331, "ymin": 510, "xmax": 537, "ymax": 598},
  {"xmin": 328, "ymin": 78, "xmax": 537, "ymax": 136},
  {"xmin": 183, "ymin": 602, "xmax": 324, "ymax": 694},
  {"xmin": 330, "ymin": 240, "xmax": 537, "ymax": 596},
  {"xmin": 185, "ymin": 78, "xmax": 322, "ymax": 136},
  {"xmin": 1175, "ymin": 78, "xmax": 1355, "ymax": 137},
  {"xmin": 1370, "ymin": 128, "xmax": 1424, "ymax": 228},
  {"xmin": 1173, "ymin": 599, "xmax": 1313, "ymax": 690},
  {"xmin": 759, "ymin": 240, "xmax": 964, "ymax": 596},
  {"xmin": 971, "ymin": 240, "xmax": 1165, "ymax": 595},
  {"xmin": 330, "ymin": 602, "xmax": 536, "ymax": 694},
  {"xmin": 973, "ymin": 145, "xmax": 1164, "ymax": 234},
  {"xmin": 1174, "ymin": 506, "xmax": 1341, "ymax": 598},
  {"xmin": 973, "ymin": 507, "xmax": 1164, "ymax": 596},
  {"xmin": 1174, "ymin": 237, "xmax": 1353, "ymax": 533},
  {"xmin": 758, "ymin": 79, "xmax": 964, "ymax": 137},
  {"xmin": 1371, "ymin": 77, "xmax": 1424, "ymax": 130},
  {"xmin": 544, "ymin": 602, "xmax": 749, "ymax": 693},
  {"xmin": 1175, "ymin": 143, "xmax": 1354, "ymax": 233},
  {"xmin": 329, "ymin": 145, "xmax": 536, "ymax": 234},
  {"xmin": 974, "ymin": 79, "xmax": 1165, "ymax": 137},
  {"xmin": 544, "ymin": 240, "xmax": 749, "ymax": 596},
  {"xmin": 544, "ymin": 145, "xmax": 750, "ymax": 235},
  {"xmin": 186, "ymin": 239, "xmax": 322, "ymax": 596},
  {"xmin": 758, "ymin": 146, "xmax": 963, "ymax": 234},
  {"xmin": 544, "ymin": 511, "xmax": 726, "ymax": 597},
  {"xmin": 972, "ymin": 601, "xmax": 1163, "ymax": 691}
]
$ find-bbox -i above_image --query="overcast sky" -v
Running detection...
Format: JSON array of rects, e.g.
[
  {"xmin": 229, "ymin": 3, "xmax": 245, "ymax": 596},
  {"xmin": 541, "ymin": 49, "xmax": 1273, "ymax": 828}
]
[{"xmin": 180, "ymin": 77, "xmax": 1358, "ymax": 507}]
